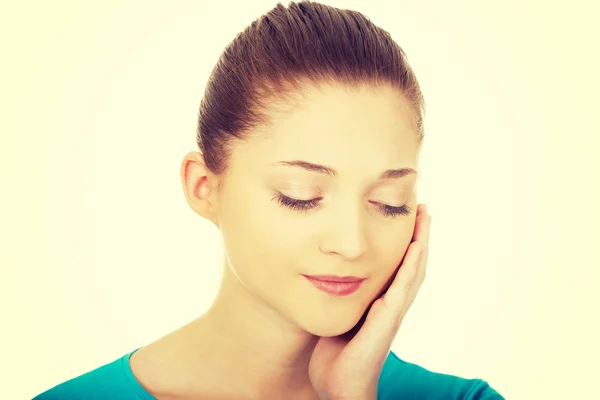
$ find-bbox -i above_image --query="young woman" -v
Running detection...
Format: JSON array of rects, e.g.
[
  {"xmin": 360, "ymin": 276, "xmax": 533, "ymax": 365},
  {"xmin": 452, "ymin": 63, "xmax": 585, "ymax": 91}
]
[{"xmin": 34, "ymin": 1, "xmax": 504, "ymax": 399}]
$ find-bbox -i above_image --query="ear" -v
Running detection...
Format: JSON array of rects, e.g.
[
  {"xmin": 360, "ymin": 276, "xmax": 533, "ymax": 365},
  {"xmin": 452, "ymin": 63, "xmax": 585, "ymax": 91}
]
[{"xmin": 180, "ymin": 151, "xmax": 220, "ymax": 228}]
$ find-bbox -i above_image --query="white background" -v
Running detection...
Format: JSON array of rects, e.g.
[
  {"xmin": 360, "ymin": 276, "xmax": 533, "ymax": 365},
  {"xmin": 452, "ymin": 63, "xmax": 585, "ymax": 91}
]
[{"xmin": 1, "ymin": 1, "xmax": 598, "ymax": 399}]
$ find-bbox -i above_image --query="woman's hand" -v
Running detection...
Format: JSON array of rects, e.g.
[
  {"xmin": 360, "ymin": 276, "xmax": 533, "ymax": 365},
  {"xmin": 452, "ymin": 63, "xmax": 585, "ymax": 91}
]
[{"xmin": 309, "ymin": 203, "xmax": 432, "ymax": 400}]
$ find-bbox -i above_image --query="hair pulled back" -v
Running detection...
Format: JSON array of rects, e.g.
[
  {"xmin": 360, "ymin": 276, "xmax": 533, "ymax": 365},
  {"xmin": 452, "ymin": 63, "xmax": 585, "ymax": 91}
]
[{"xmin": 197, "ymin": 1, "xmax": 425, "ymax": 176}]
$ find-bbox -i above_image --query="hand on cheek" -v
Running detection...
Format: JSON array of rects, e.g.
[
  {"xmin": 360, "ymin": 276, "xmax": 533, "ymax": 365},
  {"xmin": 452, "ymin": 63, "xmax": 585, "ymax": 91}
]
[
  {"xmin": 345, "ymin": 211, "xmax": 423, "ymax": 340},
  {"xmin": 309, "ymin": 204, "xmax": 432, "ymax": 400}
]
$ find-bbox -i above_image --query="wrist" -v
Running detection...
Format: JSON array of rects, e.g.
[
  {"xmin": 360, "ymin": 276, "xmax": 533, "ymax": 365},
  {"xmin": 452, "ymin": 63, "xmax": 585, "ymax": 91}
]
[{"xmin": 325, "ymin": 391, "xmax": 377, "ymax": 400}]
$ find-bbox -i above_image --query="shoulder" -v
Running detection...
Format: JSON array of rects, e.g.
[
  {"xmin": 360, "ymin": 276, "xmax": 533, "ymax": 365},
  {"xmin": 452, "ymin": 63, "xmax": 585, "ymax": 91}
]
[
  {"xmin": 377, "ymin": 351, "xmax": 504, "ymax": 400},
  {"xmin": 32, "ymin": 350, "xmax": 154, "ymax": 400}
]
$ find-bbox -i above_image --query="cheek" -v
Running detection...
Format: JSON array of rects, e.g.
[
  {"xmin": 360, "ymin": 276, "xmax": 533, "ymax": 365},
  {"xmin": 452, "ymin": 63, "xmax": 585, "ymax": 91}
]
[
  {"xmin": 368, "ymin": 220, "xmax": 416, "ymax": 287},
  {"xmin": 218, "ymin": 188, "xmax": 303, "ymax": 285},
  {"xmin": 375, "ymin": 215, "xmax": 415, "ymax": 257}
]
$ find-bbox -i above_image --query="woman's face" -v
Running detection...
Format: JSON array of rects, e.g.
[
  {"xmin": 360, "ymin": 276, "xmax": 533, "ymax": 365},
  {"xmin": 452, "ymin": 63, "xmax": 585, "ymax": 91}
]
[{"xmin": 210, "ymin": 83, "xmax": 420, "ymax": 337}]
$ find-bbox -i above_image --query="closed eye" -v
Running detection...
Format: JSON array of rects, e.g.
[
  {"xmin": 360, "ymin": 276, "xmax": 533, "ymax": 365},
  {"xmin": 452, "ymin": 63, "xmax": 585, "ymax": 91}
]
[{"xmin": 272, "ymin": 192, "xmax": 412, "ymax": 218}]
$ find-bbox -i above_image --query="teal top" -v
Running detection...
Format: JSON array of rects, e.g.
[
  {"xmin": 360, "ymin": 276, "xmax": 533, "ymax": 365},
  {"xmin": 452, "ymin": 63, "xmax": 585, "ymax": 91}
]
[{"xmin": 33, "ymin": 349, "xmax": 504, "ymax": 399}]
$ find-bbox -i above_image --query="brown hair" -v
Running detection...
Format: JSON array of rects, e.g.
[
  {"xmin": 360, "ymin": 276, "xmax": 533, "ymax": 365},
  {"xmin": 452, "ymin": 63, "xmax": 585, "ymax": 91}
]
[{"xmin": 197, "ymin": 0, "xmax": 425, "ymax": 176}]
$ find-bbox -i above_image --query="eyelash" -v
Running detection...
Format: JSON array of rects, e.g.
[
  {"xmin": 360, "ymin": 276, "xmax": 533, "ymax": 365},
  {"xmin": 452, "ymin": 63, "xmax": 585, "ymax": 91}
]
[{"xmin": 272, "ymin": 193, "xmax": 413, "ymax": 218}]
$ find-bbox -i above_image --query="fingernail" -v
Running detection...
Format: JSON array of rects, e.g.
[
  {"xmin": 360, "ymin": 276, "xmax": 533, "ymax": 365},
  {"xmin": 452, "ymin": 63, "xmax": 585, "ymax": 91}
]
[{"xmin": 423, "ymin": 204, "xmax": 428, "ymax": 214}]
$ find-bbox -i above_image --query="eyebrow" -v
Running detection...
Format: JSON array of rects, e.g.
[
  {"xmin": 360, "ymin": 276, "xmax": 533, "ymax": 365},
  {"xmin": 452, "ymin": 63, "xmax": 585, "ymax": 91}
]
[{"xmin": 272, "ymin": 160, "xmax": 418, "ymax": 179}]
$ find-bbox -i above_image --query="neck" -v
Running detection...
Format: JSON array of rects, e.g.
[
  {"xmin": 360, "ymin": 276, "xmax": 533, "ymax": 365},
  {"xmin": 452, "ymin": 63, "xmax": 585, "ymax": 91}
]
[{"xmin": 184, "ymin": 265, "xmax": 320, "ymax": 398}]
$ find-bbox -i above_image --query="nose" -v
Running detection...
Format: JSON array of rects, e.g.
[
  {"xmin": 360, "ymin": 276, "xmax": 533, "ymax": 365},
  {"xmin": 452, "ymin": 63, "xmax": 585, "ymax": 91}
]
[{"xmin": 318, "ymin": 201, "xmax": 369, "ymax": 261}]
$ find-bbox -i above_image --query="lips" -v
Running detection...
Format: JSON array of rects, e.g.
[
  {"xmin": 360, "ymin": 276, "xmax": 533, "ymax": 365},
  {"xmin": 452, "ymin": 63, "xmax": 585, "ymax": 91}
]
[{"xmin": 302, "ymin": 275, "xmax": 366, "ymax": 296}]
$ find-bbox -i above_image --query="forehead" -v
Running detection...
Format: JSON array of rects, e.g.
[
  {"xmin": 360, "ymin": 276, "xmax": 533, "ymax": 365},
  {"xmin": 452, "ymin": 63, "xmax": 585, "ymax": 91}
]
[{"xmin": 233, "ymin": 83, "xmax": 420, "ymax": 174}]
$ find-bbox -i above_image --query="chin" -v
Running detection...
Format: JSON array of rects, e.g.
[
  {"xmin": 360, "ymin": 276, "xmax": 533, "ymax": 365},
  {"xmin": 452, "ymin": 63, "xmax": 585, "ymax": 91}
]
[{"xmin": 299, "ymin": 307, "xmax": 366, "ymax": 338}]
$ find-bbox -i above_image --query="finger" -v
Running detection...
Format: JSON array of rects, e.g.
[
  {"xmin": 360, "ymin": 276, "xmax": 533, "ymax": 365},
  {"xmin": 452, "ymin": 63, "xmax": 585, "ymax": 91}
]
[
  {"xmin": 400, "ymin": 207, "xmax": 430, "ymax": 293},
  {"xmin": 345, "ymin": 243, "xmax": 424, "ymax": 364},
  {"xmin": 411, "ymin": 205, "xmax": 431, "ymax": 280},
  {"xmin": 401, "ymin": 216, "xmax": 431, "ymax": 316},
  {"xmin": 413, "ymin": 204, "xmax": 430, "ymax": 242},
  {"xmin": 344, "ymin": 208, "xmax": 430, "ymax": 342},
  {"xmin": 390, "ymin": 210, "xmax": 431, "ymax": 318},
  {"xmin": 343, "ymin": 214, "xmax": 430, "ymax": 366},
  {"xmin": 416, "ymin": 212, "xmax": 431, "ymax": 269},
  {"xmin": 381, "ymin": 241, "xmax": 423, "ymax": 314}
]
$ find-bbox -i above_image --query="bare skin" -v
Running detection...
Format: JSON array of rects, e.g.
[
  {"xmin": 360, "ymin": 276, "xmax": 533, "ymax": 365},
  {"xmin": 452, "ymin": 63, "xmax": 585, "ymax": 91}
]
[{"xmin": 129, "ymin": 82, "xmax": 427, "ymax": 399}]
